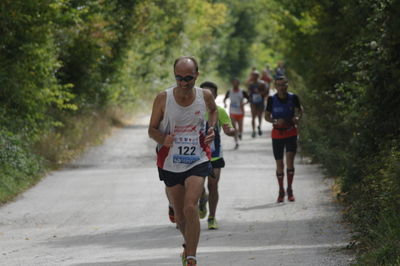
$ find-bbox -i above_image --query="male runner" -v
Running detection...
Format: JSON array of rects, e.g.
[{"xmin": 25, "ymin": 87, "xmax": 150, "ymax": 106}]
[
  {"xmin": 265, "ymin": 74, "xmax": 303, "ymax": 203},
  {"xmin": 198, "ymin": 81, "xmax": 235, "ymax": 229},
  {"xmin": 149, "ymin": 56, "xmax": 217, "ymax": 266},
  {"xmin": 248, "ymin": 71, "xmax": 268, "ymax": 138},
  {"xmin": 224, "ymin": 78, "xmax": 249, "ymax": 149}
]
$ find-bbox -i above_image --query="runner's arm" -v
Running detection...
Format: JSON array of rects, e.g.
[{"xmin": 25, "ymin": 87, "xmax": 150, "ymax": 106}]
[
  {"xmin": 265, "ymin": 111, "xmax": 274, "ymax": 123},
  {"xmin": 292, "ymin": 94, "xmax": 303, "ymax": 125},
  {"xmin": 223, "ymin": 91, "xmax": 230, "ymax": 108},
  {"xmin": 204, "ymin": 90, "xmax": 217, "ymax": 144},
  {"xmin": 242, "ymin": 91, "xmax": 250, "ymax": 104},
  {"xmin": 264, "ymin": 96, "xmax": 275, "ymax": 124},
  {"xmin": 265, "ymin": 110, "xmax": 284, "ymax": 126},
  {"xmin": 219, "ymin": 108, "xmax": 235, "ymax": 137},
  {"xmin": 223, "ymin": 91, "xmax": 230, "ymax": 103},
  {"xmin": 148, "ymin": 92, "xmax": 173, "ymax": 146}
]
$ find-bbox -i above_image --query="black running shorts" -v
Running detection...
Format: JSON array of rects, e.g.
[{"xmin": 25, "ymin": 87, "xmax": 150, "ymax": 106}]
[
  {"xmin": 158, "ymin": 161, "xmax": 211, "ymax": 187},
  {"xmin": 211, "ymin": 158, "xmax": 225, "ymax": 169},
  {"xmin": 251, "ymin": 102, "xmax": 265, "ymax": 111},
  {"xmin": 272, "ymin": 136, "xmax": 297, "ymax": 160}
]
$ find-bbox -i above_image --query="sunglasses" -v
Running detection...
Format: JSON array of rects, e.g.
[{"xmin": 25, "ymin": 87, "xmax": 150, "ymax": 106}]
[
  {"xmin": 275, "ymin": 83, "xmax": 288, "ymax": 87},
  {"xmin": 175, "ymin": 75, "xmax": 195, "ymax": 82}
]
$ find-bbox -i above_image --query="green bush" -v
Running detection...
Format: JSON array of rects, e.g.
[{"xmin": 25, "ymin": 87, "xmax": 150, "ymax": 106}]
[
  {"xmin": 0, "ymin": 130, "xmax": 43, "ymax": 203},
  {"xmin": 272, "ymin": 0, "xmax": 400, "ymax": 264}
]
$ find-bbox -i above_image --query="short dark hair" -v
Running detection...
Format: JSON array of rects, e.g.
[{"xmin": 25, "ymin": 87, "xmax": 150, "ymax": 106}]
[
  {"xmin": 200, "ymin": 81, "xmax": 218, "ymax": 94},
  {"xmin": 173, "ymin": 56, "xmax": 199, "ymax": 72}
]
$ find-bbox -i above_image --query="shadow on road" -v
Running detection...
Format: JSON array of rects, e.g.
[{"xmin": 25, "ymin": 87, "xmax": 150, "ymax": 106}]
[
  {"xmin": 235, "ymin": 202, "xmax": 285, "ymax": 211},
  {"xmin": 71, "ymin": 246, "xmax": 351, "ymax": 266},
  {"xmin": 44, "ymin": 216, "xmax": 347, "ymax": 252}
]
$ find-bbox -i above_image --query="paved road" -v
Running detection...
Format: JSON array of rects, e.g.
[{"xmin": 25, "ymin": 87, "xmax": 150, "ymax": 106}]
[{"xmin": 0, "ymin": 97, "xmax": 353, "ymax": 266}]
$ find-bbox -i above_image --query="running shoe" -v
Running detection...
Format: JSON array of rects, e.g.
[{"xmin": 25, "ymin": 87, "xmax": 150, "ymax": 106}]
[
  {"xmin": 277, "ymin": 190, "xmax": 285, "ymax": 203},
  {"xmin": 198, "ymin": 193, "xmax": 208, "ymax": 219},
  {"xmin": 252, "ymin": 131, "xmax": 256, "ymax": 138},
  {"xmin": 186, "ymin": 258, "xmax": 197, "ymax": 265},
  {"xmin": 208, "ymin": 216, "xmax": 219, "ymax": 230},
  {"xmin": 258, "ymin": 126, "xmax": 262, "ymax": 136},
  {"xmin": 168, "ymin": 206, "xmax": 175, "ymax": 223},
  {"xmin": 287, "ymin": 188, "xmax": 295, "ymax": 202},
  {"xmin": 234, "ymin": 143, "xmax": 239, "ymax": 150},
  {"xmin": 181, "ymin": 244, "xmax": 187, "ymax": 266},
  {"xmin": 238, "ymin": 134, "xmax": 242, "ymax": 140}
]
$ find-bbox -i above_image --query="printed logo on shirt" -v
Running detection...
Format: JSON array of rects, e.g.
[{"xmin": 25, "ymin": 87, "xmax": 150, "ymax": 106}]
[{"xmin": 175, "ymin": 125, "xmax": 197, "ymax": 133}]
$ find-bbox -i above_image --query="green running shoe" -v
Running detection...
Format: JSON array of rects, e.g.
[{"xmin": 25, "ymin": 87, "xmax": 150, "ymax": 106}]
[
  {"xmin": 181, "ymin": 244, "xmax": 186, "ymax": 266},
  {"xmin": 181, "ymin": 254, "xmax": 187, "ymax": 266},
  {"xmin": 198, "ymin": 193, "xmax": 208, "ymax": 219},
  {"xmin": 208, "ymin": 216, "xmax": 218, "ymax": 230}
]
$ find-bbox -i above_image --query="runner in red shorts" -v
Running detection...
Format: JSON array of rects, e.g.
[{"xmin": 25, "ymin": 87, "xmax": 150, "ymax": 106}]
[
  {"xmin": 224, "ymin": 78, "xmax": 249, "ymax": 149},
  {"xmin": 248, "ymin": 71, "xmax": 268, "ymax": 138}
]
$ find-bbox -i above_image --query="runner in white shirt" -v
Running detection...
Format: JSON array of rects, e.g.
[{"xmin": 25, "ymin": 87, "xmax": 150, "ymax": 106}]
[
  {"xmin": 224, "ymin": 78, "xmax": 249, "ymax": 149},
  {"xmin": 149, "ymin": 56, "xmax": 217, "ymax": 266}
]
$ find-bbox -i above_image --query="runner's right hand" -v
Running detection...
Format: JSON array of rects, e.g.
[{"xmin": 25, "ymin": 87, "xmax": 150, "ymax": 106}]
[
  {"xmin": 163, "ymin": 134, "xmax": 174, "ymax": 147},
  {"xmin": 276, "ymin": 119, "xmax": 286, "ymax": 126}
]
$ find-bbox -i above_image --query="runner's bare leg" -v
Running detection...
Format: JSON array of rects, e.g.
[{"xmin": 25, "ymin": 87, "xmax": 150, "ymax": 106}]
[
  {"xmin": 167, "ymin": 185, "xmax": 186, "ymax": 235},
  {"xmin": 250, "ymin": 104, "xmax": 256, "ymax": 133},
  {"xmin": 257, "ymin": 110, "xmax": 263, "ymax": 128},
  {"xmin": 231, "ymin": 117, "xmax": 239, "ymax": 143},
  {"xmin": 183, "ymin": 176, "xmax": 205, "ymax": 256},
  {"xmin": 238, "ymin": 118, "xmax": 244, "ymax": 138},
  {"xmin": 208, "ymin": 168, "xmax": 221, "ymax": 217}
]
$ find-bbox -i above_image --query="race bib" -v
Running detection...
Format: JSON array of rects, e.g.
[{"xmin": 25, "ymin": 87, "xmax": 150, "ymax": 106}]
[
  {"xmin": 230, "ymin": 101, "xmax": 240, "ymax": 108},
  {"xmin": 172, "ymin": 135, "xmax": 201, "ymax": 164},
  {"xmin": 252, "ymin": 93, "xmax": 263, "ymax": 104}
]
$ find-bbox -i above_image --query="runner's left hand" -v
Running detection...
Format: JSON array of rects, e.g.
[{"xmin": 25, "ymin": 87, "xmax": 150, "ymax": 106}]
[{"xmin": 205, "ymin": 127, "xmax": 215, "ymax": 144}]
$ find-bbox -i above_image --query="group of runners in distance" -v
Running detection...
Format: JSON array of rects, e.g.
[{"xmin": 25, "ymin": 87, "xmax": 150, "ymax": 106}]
[{"xmin": 148, "ymin": 56, "xmax": 303, "ymax": 266}]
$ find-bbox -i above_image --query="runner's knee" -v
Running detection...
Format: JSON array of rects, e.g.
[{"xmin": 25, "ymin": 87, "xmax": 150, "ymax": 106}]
[
  {"xmin": 174, "ymin": 209, "xmax": 185, "ymax": 224},
  {"xmin": 183, "ymin": 203, "xmax": 198, "ymax": 217},
  {"xmin": 276, "ymin": 160, "xmax": 284, "ymax": 169},
  {"xmin": 276, "ymin": 172, "xmax": 284, "ymax": 179}
]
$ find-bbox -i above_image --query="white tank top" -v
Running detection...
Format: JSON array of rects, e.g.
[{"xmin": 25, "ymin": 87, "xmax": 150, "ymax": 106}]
[
  {"xmin": 229, "ymin": 88, "xmax": 245, "ymax": 115},
  {"xmin": 157, "ymin": 86, "xmax": 210, "ymax": 172}
]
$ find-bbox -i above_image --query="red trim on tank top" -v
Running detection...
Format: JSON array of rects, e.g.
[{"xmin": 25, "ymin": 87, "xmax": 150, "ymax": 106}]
[
  {"xmin": 199, "ymin": 132, "xmax": 211, "ymax": 159},
  {"xmin": 157, "ymin": 146, "xmax": 170, "ymax": 168}
]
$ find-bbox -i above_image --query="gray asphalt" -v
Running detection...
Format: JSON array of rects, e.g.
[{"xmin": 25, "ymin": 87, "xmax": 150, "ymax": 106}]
[{"xmin": 0, "ymin": 97, "xmax": 353, "ymax": 266}]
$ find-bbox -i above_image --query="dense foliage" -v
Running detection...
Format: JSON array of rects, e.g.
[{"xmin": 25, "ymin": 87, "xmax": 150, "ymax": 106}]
[{"xmin": 274, "ymin": 0, "xmax": 400, "ymax": 264}]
